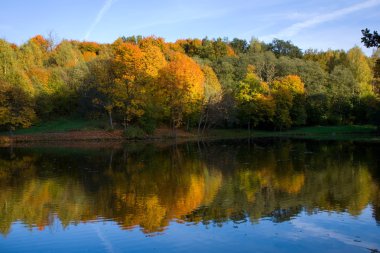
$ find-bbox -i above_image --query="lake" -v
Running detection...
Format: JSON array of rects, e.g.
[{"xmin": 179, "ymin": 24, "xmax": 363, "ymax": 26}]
[{"xmin": 0, "ymin": 139, "xmax": 379, "ymax": 253}]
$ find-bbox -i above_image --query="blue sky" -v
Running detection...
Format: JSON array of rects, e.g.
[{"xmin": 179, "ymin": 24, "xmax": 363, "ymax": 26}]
[{"xmin": 0, "ymin": 0, "xmax": 379, "ymax": 54}]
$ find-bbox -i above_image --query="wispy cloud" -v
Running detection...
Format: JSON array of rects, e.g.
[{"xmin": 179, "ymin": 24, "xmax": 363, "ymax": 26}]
[
  {"xmin": 271, "ymin": 0, "xmax": 380, "ymax": 38},
  {"xmin": 84, "ymin": 0, "xmax": 115, "ymax": 40},
  {"xmin": 289, "ymin": 220, "xmax": 380, "ymax": 250},
  {"xmin": 92, "ymin": 224, "xmax": 115, "ymax": 253}
]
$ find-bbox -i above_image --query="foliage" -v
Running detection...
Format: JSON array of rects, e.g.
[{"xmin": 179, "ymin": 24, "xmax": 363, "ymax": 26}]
[
  {"xmin": 123, "ymin": 126, "xmax": 146, "ymax": 139},
  {"xmin": 0, "ymin": 34, "xmax": 378, "ymax": 133},
  {"xmin": 0, "ymin": 140, "xmax": 379, "ymax": 234},
  {"xmin": 361, "ymin": 28, "xmax": 380, "ymax": 48}
]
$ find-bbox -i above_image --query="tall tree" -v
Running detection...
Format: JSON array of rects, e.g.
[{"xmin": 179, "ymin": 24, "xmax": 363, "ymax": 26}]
[
  {"xmin": 235, "ymin": 65, "xmax": 275, "ymax": 131},
  {"xmin": 268, "ymin": 39, "xmax": 303, "ymax": 58},
  {"xmin": 157, "ymin": 52, "xmax": 205, "ymax": 130},
  {"xmin": 346, "ymin": 46, "xmax": 373, "ymax": 97}
]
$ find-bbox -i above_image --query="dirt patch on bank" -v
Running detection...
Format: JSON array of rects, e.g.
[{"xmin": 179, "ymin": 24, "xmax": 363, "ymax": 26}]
[
  {"xmin": 0, "ymin": 128, "xmax": 197, "ymax": 144},
  {"xmin": 1, "ymin": 130, "xmax": 124, "ymax": 143}
]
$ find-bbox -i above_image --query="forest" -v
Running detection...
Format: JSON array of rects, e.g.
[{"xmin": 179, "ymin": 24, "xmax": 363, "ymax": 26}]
[{"xmin": 0, "ymin": 34, "xmax": 380, "ymax": 134}]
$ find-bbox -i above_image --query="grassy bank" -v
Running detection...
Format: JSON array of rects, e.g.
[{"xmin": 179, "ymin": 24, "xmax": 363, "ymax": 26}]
[
  {"xmin": 12, "ymin": 118, "xmax": 106, "ymax": 135},
  {"xmin": 0, "ymin": 118, "xmax": 379, "ymax": 143},
  {"xmin": 207, "ymin": 125, "xmax": 378, "ymax": 141}
]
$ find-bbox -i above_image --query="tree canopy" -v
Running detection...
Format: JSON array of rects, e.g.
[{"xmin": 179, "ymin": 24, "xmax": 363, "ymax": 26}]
[{"xmin": 0, "ymin": 34, "xmax": 379, "ymax": 132}]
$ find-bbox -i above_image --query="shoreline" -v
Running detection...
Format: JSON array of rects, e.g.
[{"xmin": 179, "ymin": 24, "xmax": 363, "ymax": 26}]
[{"xmin": 0, "ymin": 126, "xmax": 379, "ymax": 146}]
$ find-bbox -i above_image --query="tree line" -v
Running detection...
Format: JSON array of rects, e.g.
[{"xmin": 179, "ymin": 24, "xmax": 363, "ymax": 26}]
[{"xmin": 0, "ymin": 34, "xmax": 379, "ymax": 133}]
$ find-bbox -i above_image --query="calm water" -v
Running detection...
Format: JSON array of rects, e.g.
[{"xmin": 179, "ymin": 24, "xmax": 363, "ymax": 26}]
[{"xmin": 0, "ymin": 139, "xmax": 379, "ymax": 253}]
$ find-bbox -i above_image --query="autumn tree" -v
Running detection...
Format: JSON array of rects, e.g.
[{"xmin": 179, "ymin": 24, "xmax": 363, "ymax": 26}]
[
  {"xmin": 112, "ymin": 41, "xmax": 145, "ymax": 128},
  {"xmin": 235, "ymin": 65, "xmax": 275, "ymax": 131},
  {"xmin": 86, "ymin": 58, "xmax": 118, "ymax": 129},
  {"xmin": 271, "ymin": 75, "xmax": 305, "ymax": 129},
  {"xmin": 346, "ymin": 46, "xmax": 373, "ymax": 97},
  {"xmin": 157, "ymin": 52, "xmax": 205, "ymax": 131},
  {"xmin": 198, "ymin": 65, "xmax": 222, "ymax": 133},
  {"xmin": 0, "ymin": 79, "xmax": 36, "ymax": 131},
  {"xmin": 0, "ymin": 39, "xmax": 36, "ymax": 131},
  {"xmin": 112, "ymin": 39, "xmax": 167, "ymax": 129}
]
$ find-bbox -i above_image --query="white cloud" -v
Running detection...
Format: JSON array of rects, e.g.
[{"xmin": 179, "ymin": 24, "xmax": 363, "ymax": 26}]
[
  {"xmin": 84, "ymin": 0, "xmax": 115, "ymax": 40},
  {"xmin": 290, "ymin": 220, "xmax": 380, "ymax": 250},
  {"xmin": 273, "ymin": 0, "xmax": 380, "ymax": 38}
]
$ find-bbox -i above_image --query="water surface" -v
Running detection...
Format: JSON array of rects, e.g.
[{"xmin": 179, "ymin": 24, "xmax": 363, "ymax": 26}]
[{"xmin": 0, "ymin": 139, "xmax": 379, "ymax": 252}]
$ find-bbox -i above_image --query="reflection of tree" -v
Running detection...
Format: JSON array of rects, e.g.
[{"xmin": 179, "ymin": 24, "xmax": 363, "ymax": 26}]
[
  {"xmin": 184, "ymin": 140, "xmax": 379, "ymax": 225},
  {"xmin": 0, "ymin": 145, "xmax": 223, "ymax": 234},
  {"xmin": 0, "ymin": 140, "xmax": 379, "ymax": 235}
]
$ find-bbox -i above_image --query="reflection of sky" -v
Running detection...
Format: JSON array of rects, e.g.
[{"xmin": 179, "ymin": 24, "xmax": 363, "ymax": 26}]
[
  {"xmin": 1, "ymin": 206, "xmax": 379, "ymax": 253},
  {"xmin": 0, "ymin": 0, "xmax": 379, "ymax": 54}
]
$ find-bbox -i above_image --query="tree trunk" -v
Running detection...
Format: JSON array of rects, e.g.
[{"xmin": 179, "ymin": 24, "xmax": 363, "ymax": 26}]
[
  {"xmin": 9, "ymin": 126, "xmax": 14, "ymax": 137},
  {"xmin": 202, "ymin": 108, "xmax": 209, "ymax": 135},
  {"xmin": 186, "ymin": 117, "xmax": 190, "ymax": 132},
  {"xmin": 198, "ymin": 110, "xmax": 203, "ymax": 136},
  {"xmin": 108, "ymin": 110, "xmax": 114, "ymax": 130},
  {"xmin": 248, "ymin": 119, "xmax": 251, "ymax": 136}
]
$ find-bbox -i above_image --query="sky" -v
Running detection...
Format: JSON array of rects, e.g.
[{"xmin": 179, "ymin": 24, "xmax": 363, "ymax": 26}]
[{"xmin": 0, "ymin": 0, "xmax": 379, "ymax": 54}]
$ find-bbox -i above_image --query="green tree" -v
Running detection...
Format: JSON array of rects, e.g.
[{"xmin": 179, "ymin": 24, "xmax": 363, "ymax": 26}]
[
  {"xmin": 361, "ymin": 28, "xmax": 380, "ymax": 48},
  {"xmin": 328, "ymin": 65, "xmax": 357, "ymax": 124},
  {"xmin": 0, "ymin": 79, "xmax": 36, "ymax": 131},
  {"xmin": 268, "ymin": 39, "xmax": 303, "ymax": 58},
  {"xmin": 235, "ymin": 66, "xmax": 275, "ymax": 131},
  {"xmin": 230, "ymin": 38, "xmax": 248, "ymax": 54},
  {"xmin": 271, "ymin": 75, "xmax": 305, "ymax": 129},
  {"xmin": 86, "ymin": 59, "xmax": 118, "ymax": 129}
]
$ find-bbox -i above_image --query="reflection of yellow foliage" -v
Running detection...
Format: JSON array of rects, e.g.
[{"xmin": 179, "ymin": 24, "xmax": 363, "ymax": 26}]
[
  {"xmin": 347, "ymin": 167, "xmax": 372, "ymax": 216},
  {"xmin": 0, "ymin": 143, "xmax": 378, "ymax": 236},
  {"xmin": 275, "ymin": 173, "xmax": 305, "ymax": 194},
  {"xmin": 173, "ymin": 175, "xmax": 205, "ymax": 216},
  {"xmin": 138, "ymin": 196, "xmax": 167, "ymax": 233},
  {"xmin": 238, "ymin": 170, "xmax": 261, "ymax": 203},
  {"xmin": 202, "ymin": 169, "xmax": 223, "ymax": 205},
  {"xmin": 236, "ymin": 164, "xmax": 305, "ymax": 198}
]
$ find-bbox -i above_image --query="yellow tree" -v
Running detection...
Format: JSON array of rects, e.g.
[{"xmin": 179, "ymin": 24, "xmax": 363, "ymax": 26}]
[
  {"xmin": 235, "ymin": 65, "xmax": 275, "ymax": 131},
  {"xmin": 87, "ymin": 59, "xmax": 114, "ymax": 128},
  {"xmin": 157, "ymin": 52, "xmax": 205, "ymax": 130},
  {"xmin": 0, "ymin": 79, "xmax": 36, "ymax": 131},
  {"xmin": 0, "ymin": 39, "xmax": 36, "ymax": 131},
  {"xmin": 112, "ymin": 41, "xmax": 145, "ymax": 128},
  {"xmin": 347, "ymin": 46, "xmax": 373, "ymax": 96},
  {"xmin": 271, "ymin": 75, "xmax": 305, "ymax": 129},
  {"xmin": 198, "ymin": 65, "xmax": 222, "ymax": 133},
  {"xmin": 139, "ymin": 39, "xmax": 167, "ymax": 79}
]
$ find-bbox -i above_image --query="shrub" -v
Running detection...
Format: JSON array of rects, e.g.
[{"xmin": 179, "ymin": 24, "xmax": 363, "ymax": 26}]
[{"xmin": 123, "ymin": 126, "xmax": 146, "ymax": 139}]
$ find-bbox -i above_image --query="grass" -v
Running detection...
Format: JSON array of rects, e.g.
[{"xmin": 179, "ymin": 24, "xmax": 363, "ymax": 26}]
[
  {"xmin": 9, "ymin": 118, "xmax": 105, "ymax": 135},
  {"xmin": 285, "ymin": 125, "xmax": 377, "ymax": 135},
  {"xmin": 1, "ymin": 117, "xmax": 378, "ymax": 143},
  {"xmin": 206, "ymin": 125, "xmax": 378, "ymax": 141}
]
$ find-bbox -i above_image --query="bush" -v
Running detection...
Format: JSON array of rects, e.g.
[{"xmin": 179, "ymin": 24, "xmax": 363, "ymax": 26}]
[
  {"xmin": 123, "ymin": 126, "xmax": 146, "ymax": 139},
  {"xmin": 138, "ymin": 116, "xmax": 156, "ymax": 134}
]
